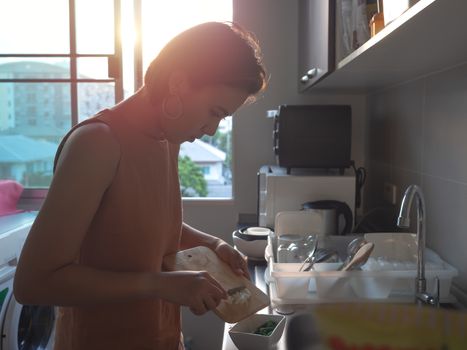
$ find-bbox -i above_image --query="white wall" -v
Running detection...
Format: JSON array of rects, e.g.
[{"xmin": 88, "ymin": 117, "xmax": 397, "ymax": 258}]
[{"xmin": 181, "ymin": 1, "xmax": 367, "ymax": 349}]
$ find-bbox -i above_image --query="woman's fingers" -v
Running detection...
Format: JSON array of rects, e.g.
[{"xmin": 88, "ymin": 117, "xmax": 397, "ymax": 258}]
[
  {"xmin": 215, "ymin": 242, "xmax": 250, "ymax": 278},
  {"xmin": 186, "ymin": 271, "xmax": 227, "ymax": 316},
  {"xmin": 189, "ymin": 303, "xmax": 206, "ymax": 315},
  {"xmin": 190, "ymin": 294, "xmax": 221, "ymax": 315},
  {"xmin": 203, "ymin": 295, "xmax": 219, "ymax": 311},
  {"xmin": 201, "ymin": 271, "xmax": 227, "ymax": 299},
  {"xmin": 232, "ymin": 255, "xmax": 250, "ymax": 279}
]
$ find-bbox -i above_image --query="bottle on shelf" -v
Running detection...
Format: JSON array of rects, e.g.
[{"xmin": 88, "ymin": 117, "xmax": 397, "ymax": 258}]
[{"xmin": 369, "ymin": 0, "xmax": 384, "ymax": 37}]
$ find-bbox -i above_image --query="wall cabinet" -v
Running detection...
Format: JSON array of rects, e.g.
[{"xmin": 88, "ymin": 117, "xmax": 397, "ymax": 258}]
[
  {"xmin": 300, "ymin": 0, "xmax": 467, "ymax": 93},
  {"xmin": 298, "ymin": 0, "xmax": 336, "ymax": 92}
]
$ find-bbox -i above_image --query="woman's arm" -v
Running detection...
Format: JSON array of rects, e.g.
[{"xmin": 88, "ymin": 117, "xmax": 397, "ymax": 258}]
[{"xmin": 14, "ymin": 124, "xmax": 226, "ymax": 313}]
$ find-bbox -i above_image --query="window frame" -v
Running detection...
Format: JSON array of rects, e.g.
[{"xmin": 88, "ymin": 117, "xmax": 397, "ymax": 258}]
[
  {"xmin": 1, "ymin": 0, "xmax": 123, "ymax": 207},
  {"xmin": 0, "ymin": 0, "xmax": 124, "ymax": 125}
]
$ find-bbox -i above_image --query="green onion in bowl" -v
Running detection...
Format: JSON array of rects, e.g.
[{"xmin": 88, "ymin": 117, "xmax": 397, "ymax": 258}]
[{"xmin": 253, "ymin": 320, "xmax": 278, "ymax": 336}]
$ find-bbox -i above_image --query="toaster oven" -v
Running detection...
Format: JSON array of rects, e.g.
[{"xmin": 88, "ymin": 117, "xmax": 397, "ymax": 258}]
[{"xmin": 272, "ymin": 105, "xmax": 352, "ymax": 173}]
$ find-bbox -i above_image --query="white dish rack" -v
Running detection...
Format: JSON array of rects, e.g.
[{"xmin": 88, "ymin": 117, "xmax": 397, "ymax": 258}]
[{"xmin": 265, "ymin": 235, "xmax": 458, "ymax": 305}]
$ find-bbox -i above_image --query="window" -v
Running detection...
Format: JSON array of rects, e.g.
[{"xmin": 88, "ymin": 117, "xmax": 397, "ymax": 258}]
[
  {"xmin": 1, "ymin": 0, "xmax": 233, "ymax": 199},
  {"xmin": 0, "ymin": 0, "xmax": 118, "ymax": 188}
]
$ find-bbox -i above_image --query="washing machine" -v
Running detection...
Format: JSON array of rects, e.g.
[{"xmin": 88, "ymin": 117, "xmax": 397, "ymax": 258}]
[{"xmin": 0, "ymin": 212, "xmax": 55, "ymax": 350}]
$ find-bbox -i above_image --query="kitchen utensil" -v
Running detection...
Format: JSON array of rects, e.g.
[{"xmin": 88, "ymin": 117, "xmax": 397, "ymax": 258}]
[
  {"xmin": 303, "ymin": 248, "xmax": 339, "ymax": 272},
  {"xmin": 342, "ymin": 236, "xmax": 367, "ymax": 267},
  {"xmin": 277, "ymin": 234, "xmax": 305, "ymax": 263},
  {"xmin": 301, "ymin": 200, "xmax": 353, "ymax": 235},
  {"xmin": 339, "ymin": 242, "xmax": 375, "ymax": 271},
  {"xmin": 232, "ymin": 227, "xmax": 269, "ymax": 260},
  {"xmin": 299, "ymin": 238, "xmax": 318, "ymax": 272},
  {"xmin": 278, "ymin": 233, "xmax": 317, "ymax": 264},
  {"xmin": 163, "ymin": 246, "xmax": 269, "ymax": 323}
]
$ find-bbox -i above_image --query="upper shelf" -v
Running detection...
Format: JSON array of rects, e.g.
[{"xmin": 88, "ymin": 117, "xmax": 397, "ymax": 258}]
[{"xmin": 312, "ymin": 0, "xmax": 467, "ymax": 93}]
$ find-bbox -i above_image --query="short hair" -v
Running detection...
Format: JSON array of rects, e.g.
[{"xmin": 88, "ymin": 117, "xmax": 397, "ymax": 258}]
[{"xmin": 144, "ymin": 21, "xmax": 267, "ymax": 104}]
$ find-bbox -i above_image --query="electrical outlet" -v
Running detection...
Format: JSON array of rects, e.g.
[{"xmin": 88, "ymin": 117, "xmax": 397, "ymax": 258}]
[{"xmin": 383, "ymin": 182, "xmax": 398, "ymax": 205}]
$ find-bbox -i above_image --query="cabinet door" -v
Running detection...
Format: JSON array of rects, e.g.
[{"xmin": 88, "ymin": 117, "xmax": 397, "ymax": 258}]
[{"xmin": 298, "ymin": 0, "xmax": 336, "ymax": 91}]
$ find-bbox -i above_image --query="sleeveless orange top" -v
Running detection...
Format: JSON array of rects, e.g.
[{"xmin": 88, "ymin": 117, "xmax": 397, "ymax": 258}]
[{"xmin": 52, "ymin": 110, "xmax": 183, "ymax": 350}]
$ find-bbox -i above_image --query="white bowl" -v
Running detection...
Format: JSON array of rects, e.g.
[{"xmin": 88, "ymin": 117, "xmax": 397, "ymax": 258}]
[
  {"xmin": 229, "ymin": 314, "xmax": 286, "ymax": 350},
  {"xmin": 232, "ymin": 230, "xmax": 268, "ymax": 259}
]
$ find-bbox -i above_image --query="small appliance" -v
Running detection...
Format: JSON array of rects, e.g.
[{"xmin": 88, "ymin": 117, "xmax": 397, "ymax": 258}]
[
  {"xmin": 0, "ymin": 212, "xmax": 55, "ymax": 350},
  {"xmin": 257, "ymin": 165, "xmax": 356, "ymax": 230},
  {"xmin": 301, "ymin": 200, "xmax": 353, "ymax": 235},
  {"xmin": 271, "ymin": 105, "xmax": 352, "ymax": 173}
]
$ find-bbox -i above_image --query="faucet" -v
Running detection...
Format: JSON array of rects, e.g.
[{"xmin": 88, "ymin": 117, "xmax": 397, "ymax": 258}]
[{"xmin": 397, "ymin": 184, "xmax": 438, "ymax": 306}]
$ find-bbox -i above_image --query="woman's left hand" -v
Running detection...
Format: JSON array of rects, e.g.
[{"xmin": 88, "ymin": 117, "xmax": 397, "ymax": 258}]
[{"xmin": 214, "ymin": 241, "xmax": 250, "ymax": 280}]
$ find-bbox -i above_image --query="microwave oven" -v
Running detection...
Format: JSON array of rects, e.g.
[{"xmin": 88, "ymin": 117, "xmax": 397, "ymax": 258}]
[
  {"xmin": 272, "ymin": 105, "xmax": 352, "ymax": 173},
  {"xmin": 257, "ymin": 165, "xmax": 356, "ymax": 229}
]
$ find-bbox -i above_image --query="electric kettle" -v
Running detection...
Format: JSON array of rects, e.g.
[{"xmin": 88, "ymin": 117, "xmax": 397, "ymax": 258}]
[{"xmin": 301, "ymin": 200, "xmax": 353, "ymax": 235}]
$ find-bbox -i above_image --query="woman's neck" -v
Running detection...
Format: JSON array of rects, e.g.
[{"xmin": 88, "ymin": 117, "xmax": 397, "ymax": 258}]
[{"xmin": 110, "ymin": 88, "xmax": 166, "ymax": 140}]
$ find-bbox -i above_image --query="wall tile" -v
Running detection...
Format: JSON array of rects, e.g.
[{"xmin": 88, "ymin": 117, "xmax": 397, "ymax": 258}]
[
  {"xmin": 366, "ymin": 62, "xmax": 467, "ymax": 299},
  {"xmin": 423, "ymin": 175, "xmax": 467, "ymax": 292},
  {"xmin": 423, "ymin": 63, "xmax": 467, "ymax": 183},
  {"xmin": 391, "ymin": 82, "xmax": 424, "ymax": 172},
  {"xmin": 364, "ymin": 160, "xmax": 392, "ymax": 209},
  {"xmin": 368, "ymin": 91, "xmax": 393, "ymax": 163}
]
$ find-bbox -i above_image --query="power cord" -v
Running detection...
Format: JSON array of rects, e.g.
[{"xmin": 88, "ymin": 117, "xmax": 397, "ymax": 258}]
[{"xmin": 351, "ymin": 161, "xmax": 366, "ymax": 209}]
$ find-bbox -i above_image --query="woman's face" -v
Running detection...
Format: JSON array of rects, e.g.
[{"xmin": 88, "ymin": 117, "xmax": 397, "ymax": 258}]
[{"xmin": 162, "ymin": 82, "xmax": 250, "ymax": 144}]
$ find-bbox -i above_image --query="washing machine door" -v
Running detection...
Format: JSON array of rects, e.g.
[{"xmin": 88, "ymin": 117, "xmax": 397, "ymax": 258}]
[{"xmin": 3, "ymin": 294, "xmax": 55, "ymax": 350}]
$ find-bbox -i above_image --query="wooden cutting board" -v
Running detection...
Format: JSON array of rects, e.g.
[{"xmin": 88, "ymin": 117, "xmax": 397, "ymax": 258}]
[{"xmin": 163, "ymin": 246, "xmax": 270, "ymax": 323}]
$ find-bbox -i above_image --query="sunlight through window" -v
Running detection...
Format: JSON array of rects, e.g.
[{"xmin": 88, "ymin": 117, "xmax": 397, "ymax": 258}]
[{"xmin": 141, "ymin": 0, "xmax": 233, "ymax": 71}]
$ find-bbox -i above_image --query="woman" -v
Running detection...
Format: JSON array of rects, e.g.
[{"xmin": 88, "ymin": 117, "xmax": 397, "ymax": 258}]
[{"xmin": 14, "ymin": 22, "xmax": 267, "ymax": 349}]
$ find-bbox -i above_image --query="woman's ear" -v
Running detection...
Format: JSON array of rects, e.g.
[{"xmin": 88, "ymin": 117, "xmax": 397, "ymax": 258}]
[{"xmin": 167, "ymin": 70, "xmax": 190, "ymax": 95}]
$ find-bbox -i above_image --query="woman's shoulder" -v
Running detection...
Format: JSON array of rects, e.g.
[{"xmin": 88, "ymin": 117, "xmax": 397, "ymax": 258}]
[{"xmin": 55, "ymin": 119, "xmax": 121, "ymax": 174}]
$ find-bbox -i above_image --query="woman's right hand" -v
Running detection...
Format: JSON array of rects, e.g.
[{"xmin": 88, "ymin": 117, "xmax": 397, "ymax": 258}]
[{"xmin": 155, "ymin": 271, "xmax": 228, "ymax": 315}]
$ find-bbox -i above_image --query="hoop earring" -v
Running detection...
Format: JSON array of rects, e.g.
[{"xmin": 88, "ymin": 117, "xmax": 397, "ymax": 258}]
[{"xmin": 162, "ymin": 94, "xmax": 183, "ymax": 120}]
